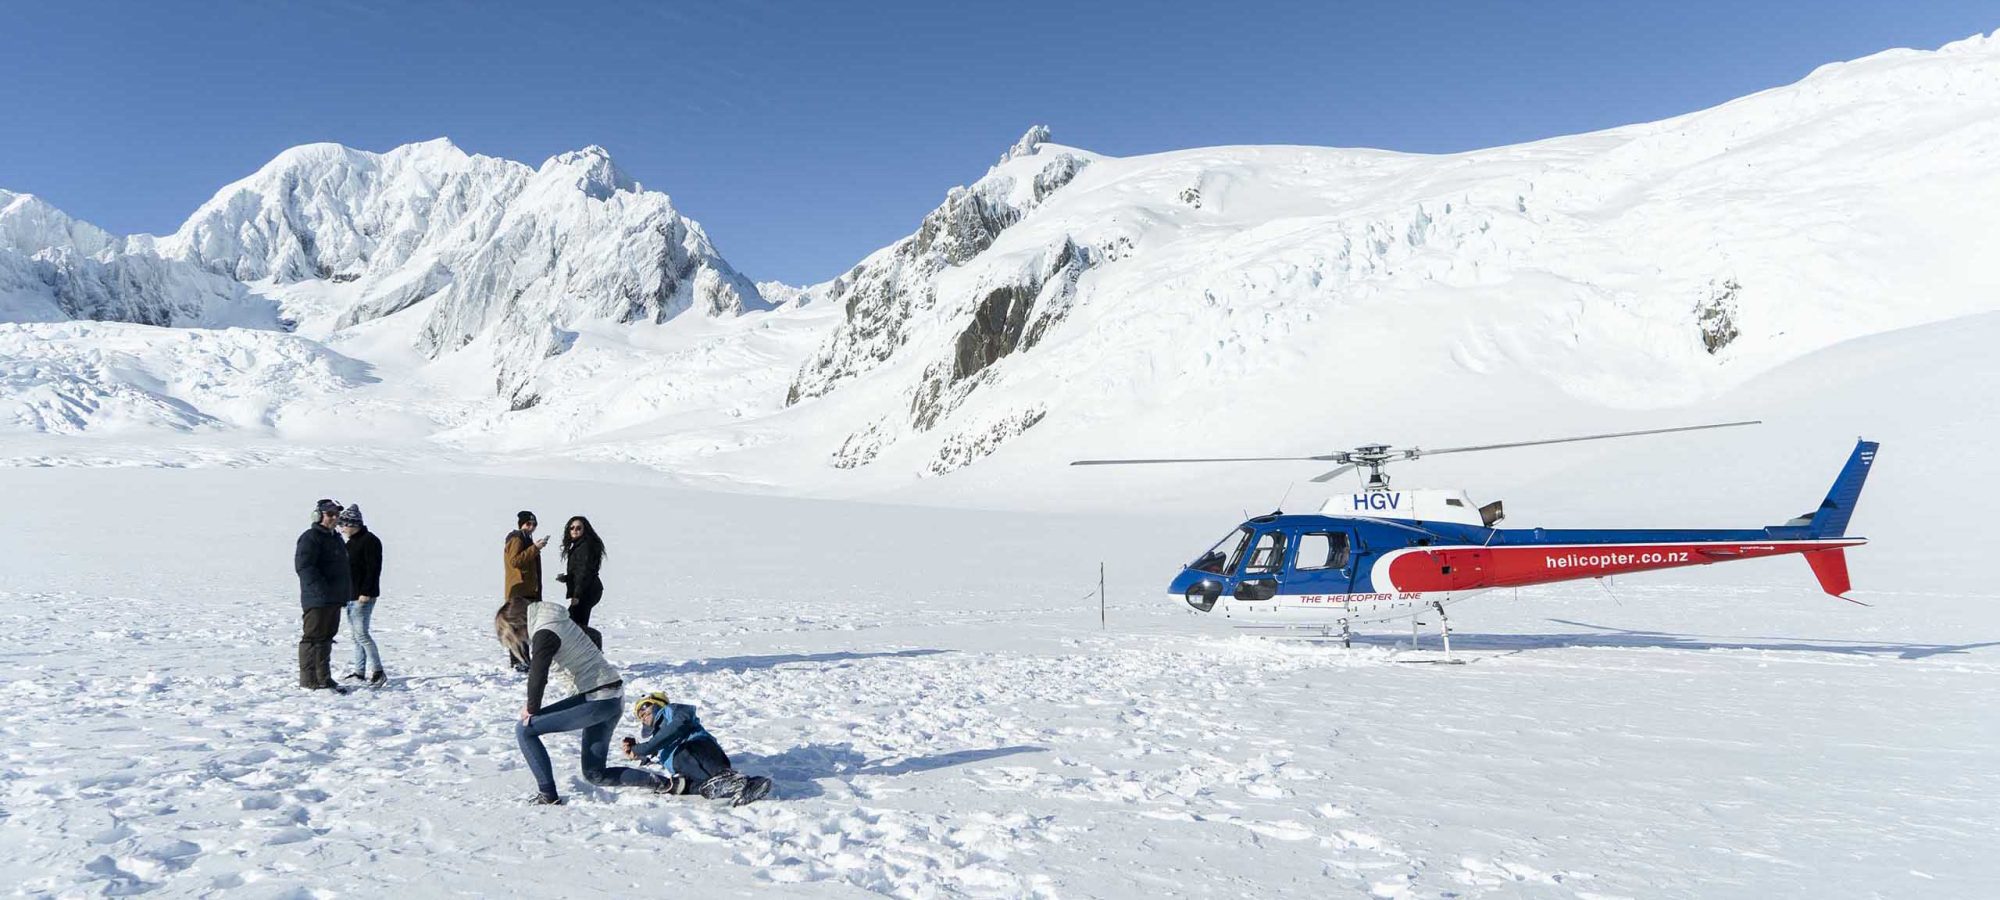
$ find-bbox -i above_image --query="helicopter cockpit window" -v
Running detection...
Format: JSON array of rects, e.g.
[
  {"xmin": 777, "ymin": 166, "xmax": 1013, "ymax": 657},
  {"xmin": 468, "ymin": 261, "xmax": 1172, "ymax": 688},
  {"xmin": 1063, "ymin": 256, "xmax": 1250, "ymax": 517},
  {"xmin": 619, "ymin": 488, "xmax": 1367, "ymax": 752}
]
[
  {"xmin": 1244, "ymin": 531, "xmax": 1289, "ymax": 575},
  {"xmin": 1191, "ymin": 527, "xmax": 1252, "ymax": 574},
  {"xmin": 1292, "ymin": 532, "xmax": 1350, "ymax": 571}
]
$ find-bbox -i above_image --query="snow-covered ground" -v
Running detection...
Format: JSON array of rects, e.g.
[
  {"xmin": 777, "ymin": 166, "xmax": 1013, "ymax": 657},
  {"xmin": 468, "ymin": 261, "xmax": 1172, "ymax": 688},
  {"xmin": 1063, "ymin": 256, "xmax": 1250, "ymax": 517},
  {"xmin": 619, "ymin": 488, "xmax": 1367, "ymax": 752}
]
[{"xmin": 2, "ymin": 459, "xmax": 1996, "ymax": 898}]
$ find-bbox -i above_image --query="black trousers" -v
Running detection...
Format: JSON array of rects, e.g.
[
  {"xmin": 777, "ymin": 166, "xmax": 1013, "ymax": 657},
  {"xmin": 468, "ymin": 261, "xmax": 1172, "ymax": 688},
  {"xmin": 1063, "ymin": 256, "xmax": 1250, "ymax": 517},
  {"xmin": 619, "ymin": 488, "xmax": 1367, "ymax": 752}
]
[
  {"xmin": 672, "ymin": 735, "xmax": 732, "ymax": 784},
  {"xmin": 569, "ymin": 581, "xmax": 602, "ymax": 628},
  {"xmin": 298, "ymin": 605, "xmax": 342, "ymax": 688}
]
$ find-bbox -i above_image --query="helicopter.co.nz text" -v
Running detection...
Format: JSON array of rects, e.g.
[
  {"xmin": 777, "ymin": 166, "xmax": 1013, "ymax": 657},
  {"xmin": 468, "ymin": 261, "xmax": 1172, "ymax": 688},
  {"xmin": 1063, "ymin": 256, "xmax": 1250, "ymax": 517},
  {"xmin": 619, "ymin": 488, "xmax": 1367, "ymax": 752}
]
[{"xmin": 1546, "ymin": 550, "xmax": 1691, "ymax": 568}]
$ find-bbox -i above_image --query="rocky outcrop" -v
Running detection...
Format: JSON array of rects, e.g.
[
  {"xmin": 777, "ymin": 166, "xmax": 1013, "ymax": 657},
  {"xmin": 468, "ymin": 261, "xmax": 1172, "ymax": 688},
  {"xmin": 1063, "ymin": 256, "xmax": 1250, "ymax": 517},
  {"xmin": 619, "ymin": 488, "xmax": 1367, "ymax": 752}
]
[
  {"xmin": 925, "ymin": 406, "xmax": 1048, "ymax": 477},
  {"xmin": 787, "ymin": 127, "xmax": 1093, "ymax": 406},
  {"xmin": 910, "ymin": 239, "xmax": 1087, "ymax": 431},
  {"xmin": 1697, "ymin": 278, "xmax": 1742, "ymax": 354}
]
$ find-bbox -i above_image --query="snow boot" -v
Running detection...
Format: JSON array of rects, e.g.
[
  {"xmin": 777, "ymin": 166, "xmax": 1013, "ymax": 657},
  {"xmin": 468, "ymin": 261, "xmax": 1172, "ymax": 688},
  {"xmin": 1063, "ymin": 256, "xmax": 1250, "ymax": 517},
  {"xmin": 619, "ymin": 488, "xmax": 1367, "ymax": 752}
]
[
  {"xmin": 531, "ymin": 793, "xmax": 565, "ymax": 806},
  {"xmin": 733, "ymin": 776, "xmax": 773, "ymax": 807},
  {"xmin": 342, "ymin": 671, "xmax": 367, "ymax": 682},
  {"xmin": 652, "ymin": 774, "xmax": 689, "ymax": 795},
  {"xmin": 697, "ymin": 772, "xmax": 746, "ymax": 802},
  {"xmin": 368, "ymin": 670, "xmax": 387, "ymax": 687}
]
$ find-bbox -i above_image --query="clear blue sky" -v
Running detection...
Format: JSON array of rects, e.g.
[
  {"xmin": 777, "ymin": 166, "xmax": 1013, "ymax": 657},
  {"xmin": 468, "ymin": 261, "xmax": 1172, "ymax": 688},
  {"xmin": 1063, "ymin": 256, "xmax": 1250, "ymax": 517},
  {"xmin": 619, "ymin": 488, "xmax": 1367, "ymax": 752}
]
[{"xmin": 3, "ymin": 1, "xmax": 1994, "ymax": 285}]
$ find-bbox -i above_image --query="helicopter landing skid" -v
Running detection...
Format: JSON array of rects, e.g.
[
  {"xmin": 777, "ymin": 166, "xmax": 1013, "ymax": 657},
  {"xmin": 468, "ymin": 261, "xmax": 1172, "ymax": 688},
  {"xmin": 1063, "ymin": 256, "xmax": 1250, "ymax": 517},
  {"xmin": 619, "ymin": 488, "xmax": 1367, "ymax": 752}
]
[{"xmin": 1392, "ymin": 602, "xmax": 1461, "ymax": 663}]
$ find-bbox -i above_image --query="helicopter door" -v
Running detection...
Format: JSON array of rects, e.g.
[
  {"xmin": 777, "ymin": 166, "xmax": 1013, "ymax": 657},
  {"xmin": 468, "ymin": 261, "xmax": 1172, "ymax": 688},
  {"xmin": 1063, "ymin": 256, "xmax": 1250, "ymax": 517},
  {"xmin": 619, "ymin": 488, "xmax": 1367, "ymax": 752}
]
[
  {"xmin": 1283, "ymin": 530, "xmax": 1355, "ymax": 596},
  {"xmin": 1233, "ymin": 529, "xmax": 1289, "ymax": 601}
]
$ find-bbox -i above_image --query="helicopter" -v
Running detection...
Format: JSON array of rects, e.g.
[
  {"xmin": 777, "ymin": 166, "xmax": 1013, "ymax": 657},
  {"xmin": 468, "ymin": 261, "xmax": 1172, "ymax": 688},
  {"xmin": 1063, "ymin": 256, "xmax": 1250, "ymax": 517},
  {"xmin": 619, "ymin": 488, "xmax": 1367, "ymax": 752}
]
[{"xmin": 1072, "ymin": 422, "xmax": 1877, "ymax": 654}]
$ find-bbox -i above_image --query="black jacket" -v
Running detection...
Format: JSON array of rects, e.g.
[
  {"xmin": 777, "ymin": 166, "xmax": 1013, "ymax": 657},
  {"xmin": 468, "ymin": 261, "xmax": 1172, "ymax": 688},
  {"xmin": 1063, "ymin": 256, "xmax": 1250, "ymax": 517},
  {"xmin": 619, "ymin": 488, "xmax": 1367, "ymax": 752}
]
[
  {"xmin": 295, "ymin": 523, "xmax": 352, "ymax": 609},
  {"xmin": 562, "ymin": 540, "xmax": 604, "ymax": 603},
  {"xmin": 346, "ymin": 527, "xmax": 383, "ymax": 600}
]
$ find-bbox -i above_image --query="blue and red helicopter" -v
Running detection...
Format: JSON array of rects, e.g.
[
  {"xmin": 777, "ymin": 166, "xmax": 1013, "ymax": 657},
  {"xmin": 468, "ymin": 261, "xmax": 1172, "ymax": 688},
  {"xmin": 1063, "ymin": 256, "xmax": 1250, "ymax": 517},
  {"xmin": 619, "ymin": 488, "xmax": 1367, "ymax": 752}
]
[{"xmin": 1074, "ymin": 422, "xmax": 1876, "ymax": 650}]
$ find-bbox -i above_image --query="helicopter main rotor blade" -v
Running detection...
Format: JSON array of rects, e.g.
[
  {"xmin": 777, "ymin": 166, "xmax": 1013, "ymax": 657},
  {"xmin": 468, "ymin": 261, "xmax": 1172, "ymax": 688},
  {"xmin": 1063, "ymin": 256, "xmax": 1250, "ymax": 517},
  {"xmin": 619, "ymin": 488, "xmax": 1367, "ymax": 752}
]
[
  {"xmin": 1309, "ymin": 462, "xmax": 1360, "ymax": 483},
  {"xmin": 1070, "ymin": 455, "xmax": 1340, "ymax": 466},
  {"xmin": 1414, "ymin": 420, "xmax": 1762, "ymax": 459}
]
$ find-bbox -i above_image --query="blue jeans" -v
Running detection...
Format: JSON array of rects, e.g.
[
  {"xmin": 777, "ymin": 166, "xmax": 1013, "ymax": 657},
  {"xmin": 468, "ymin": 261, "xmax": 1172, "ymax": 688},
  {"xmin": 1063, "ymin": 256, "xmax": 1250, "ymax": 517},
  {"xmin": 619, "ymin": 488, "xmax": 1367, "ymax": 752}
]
[
  {"xmin": 345, "ymin": 601, "xmax": 382, "ymax": 675},
  {"xmin": 517, "ymin": 693, "xmax": 667, "ymax": 799}
]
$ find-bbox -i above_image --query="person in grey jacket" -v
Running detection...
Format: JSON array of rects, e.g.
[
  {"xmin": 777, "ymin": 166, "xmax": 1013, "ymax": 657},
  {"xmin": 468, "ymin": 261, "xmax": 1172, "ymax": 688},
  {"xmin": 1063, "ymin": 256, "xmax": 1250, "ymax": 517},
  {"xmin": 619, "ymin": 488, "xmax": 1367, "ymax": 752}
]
[
  {"xmin": 515, "ymin": 600, "xmax": 674, "ymax": 804},
  {"xmin": 294, "ymin": 498, "xmax": 352, "ymax": 694}
]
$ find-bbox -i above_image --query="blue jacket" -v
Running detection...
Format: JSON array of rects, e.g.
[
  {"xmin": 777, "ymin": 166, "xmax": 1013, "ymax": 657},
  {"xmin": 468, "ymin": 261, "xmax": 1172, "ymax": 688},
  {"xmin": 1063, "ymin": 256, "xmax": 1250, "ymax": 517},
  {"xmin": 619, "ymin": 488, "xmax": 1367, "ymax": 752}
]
[{"xmin": 633, "ymin": 703, "xmax": 709, "ymax": 770}]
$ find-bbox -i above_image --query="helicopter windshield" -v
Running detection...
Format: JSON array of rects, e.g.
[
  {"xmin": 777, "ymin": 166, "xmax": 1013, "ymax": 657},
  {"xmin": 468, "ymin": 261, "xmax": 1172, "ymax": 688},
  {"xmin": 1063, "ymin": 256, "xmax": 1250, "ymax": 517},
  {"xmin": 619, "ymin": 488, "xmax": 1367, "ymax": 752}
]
[{"xmin": 1190, "ymin": 527, "xmax": 1252, "ymax": 574}]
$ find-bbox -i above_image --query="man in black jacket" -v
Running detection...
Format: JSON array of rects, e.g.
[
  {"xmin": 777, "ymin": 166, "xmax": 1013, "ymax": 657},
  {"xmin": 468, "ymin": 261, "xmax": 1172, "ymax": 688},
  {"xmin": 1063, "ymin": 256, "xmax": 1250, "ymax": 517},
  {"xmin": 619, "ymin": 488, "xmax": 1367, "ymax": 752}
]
[{"xmin": 295, "ymin": 498, "xmax": 353, "ymax": 693}]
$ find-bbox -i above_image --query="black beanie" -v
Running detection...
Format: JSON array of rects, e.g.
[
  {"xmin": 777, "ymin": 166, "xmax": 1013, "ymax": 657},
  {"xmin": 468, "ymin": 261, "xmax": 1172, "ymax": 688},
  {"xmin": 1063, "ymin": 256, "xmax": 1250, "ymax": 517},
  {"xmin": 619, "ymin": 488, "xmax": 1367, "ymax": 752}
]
[{"xmin": 518, "ymin": 510, "xmax": 537, "ymax": 526}]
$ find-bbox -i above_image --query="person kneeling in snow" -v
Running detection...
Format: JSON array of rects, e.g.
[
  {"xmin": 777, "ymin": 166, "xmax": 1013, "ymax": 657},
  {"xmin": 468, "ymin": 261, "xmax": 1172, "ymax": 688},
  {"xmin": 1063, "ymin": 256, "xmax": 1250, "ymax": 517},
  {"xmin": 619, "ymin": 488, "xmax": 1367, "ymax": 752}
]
[
  {"xmin": 622, "ymin": 691, "xmax": 772, "ymax": 806},
  {"xmin": 516, "ymin": 601, "xmax": 676, "ymax": 805}
]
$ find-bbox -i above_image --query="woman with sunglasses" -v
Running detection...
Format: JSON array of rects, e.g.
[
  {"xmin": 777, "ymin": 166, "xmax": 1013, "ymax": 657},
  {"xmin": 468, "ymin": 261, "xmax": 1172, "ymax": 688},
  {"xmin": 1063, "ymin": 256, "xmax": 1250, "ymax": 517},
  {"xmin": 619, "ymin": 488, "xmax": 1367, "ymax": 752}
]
[{"xmin": 556, "ymin": 516, "xmax": 607, "ymax": 628}]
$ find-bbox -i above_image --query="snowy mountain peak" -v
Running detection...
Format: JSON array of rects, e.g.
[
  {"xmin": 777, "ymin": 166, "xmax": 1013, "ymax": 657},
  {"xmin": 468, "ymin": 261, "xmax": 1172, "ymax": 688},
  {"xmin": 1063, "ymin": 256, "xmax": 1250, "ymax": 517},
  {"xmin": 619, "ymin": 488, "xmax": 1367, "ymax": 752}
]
[
  {"xmin": 6, "ymin": 138, "xmax": 761, "ymax": 405},
  {"xmin": 537, "ymin": 145, "xmax": 641, "ymax": 199},
  {"xmin": 0, "ymin": 188, "xmax": 117, "ymax": 257},
  {"xmin": 1938, "ymin": 27, "xmax": 1999, "ymax": 54},
  {"xmin": 999, "ymin": 125, "xmax": 1053, "ymax": 164},
  {"xmin": 396, "ymin": 136, "xmax": 464, "ymax": 156}
]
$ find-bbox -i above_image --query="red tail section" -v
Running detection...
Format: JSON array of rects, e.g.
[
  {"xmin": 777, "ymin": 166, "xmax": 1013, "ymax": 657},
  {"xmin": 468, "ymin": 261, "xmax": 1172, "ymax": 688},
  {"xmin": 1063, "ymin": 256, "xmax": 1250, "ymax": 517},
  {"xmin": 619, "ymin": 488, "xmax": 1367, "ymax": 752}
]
[{"xmin": 1802, "ymin": 548, "xmax": 1852, "ymax": 599}]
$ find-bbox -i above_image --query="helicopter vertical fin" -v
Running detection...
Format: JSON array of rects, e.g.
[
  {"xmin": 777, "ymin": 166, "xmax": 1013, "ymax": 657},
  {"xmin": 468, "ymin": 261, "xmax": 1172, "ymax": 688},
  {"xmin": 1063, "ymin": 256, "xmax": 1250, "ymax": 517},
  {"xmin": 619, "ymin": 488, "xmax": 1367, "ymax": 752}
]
[
  {"xmin": 1802, "ymin": 548, "xmax": 1853, "ymax": 599},
  {"xmin": 1807, "ymin": 440, "xmax": 1878, "ymax": 539}
]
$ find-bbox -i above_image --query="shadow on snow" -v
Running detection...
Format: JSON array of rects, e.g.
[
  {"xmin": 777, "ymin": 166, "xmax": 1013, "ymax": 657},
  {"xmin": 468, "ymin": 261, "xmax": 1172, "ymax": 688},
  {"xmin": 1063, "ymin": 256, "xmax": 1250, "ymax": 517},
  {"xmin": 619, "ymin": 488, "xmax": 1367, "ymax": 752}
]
[
  {"xmin": 625, "ymin": 648, "xmax": 951, "ymax": 678},
  {"xmin": 1336, "ymin": 618, "xmax": 1999, "ymax": 659},
  {"xmin": 734, "ymin": 743, "xmax": 1046, "ymax": 799}
]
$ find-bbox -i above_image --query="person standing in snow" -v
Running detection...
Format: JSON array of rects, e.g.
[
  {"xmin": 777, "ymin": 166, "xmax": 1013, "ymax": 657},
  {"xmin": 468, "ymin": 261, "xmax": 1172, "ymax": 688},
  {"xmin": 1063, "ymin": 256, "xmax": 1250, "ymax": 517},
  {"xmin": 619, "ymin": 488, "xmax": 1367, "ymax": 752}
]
[
  {"xmin": 557, "ymin": 515, "xmax": 606, "ymax": 629},
  {"xmin": 622, "ymin": 691, "xmax": 772, "ymax": 806},
  {"xmin": 294, "ymin": 498, "xmax": 352, "ymax": 694},
  {"xmin": 515, "ymin": 599, "xmax": 675, "ymax": 804},
  {"xmin": 496, "ymin": 511, "xmax": 547, "ymax": 672},
  {"xmin": 338, "ymin": 504, "xmax": 387, "ymax": 686}
]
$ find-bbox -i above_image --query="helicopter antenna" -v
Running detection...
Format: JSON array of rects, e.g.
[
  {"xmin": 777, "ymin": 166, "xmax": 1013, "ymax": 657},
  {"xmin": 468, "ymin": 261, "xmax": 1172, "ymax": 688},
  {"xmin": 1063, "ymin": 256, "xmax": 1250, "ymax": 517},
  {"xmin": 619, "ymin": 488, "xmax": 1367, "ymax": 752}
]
[
  {"xmin": 1274, "ymin": 481, "xmax": 1296, "ymax": 515},
  {"xmin": 1071, "ymin": 420, "xmax": 1762, "ymax": 491}
]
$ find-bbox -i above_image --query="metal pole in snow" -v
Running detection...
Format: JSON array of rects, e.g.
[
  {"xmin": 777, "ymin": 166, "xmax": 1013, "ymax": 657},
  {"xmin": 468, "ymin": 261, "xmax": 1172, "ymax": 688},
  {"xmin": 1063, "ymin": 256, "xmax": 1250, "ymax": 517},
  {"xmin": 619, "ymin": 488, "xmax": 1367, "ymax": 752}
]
[{"xmin": 1100, "ymin": 562, "xmax": 1106, "ymax": 630}]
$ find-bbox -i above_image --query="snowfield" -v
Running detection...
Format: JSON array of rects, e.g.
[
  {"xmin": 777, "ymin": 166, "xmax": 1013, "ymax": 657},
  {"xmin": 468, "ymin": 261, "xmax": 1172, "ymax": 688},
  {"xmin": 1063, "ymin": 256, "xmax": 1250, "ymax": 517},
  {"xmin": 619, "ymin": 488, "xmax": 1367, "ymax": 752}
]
[{"xmin": 1, "ymin": 466, "xmax": 1996, "ymax": 898}]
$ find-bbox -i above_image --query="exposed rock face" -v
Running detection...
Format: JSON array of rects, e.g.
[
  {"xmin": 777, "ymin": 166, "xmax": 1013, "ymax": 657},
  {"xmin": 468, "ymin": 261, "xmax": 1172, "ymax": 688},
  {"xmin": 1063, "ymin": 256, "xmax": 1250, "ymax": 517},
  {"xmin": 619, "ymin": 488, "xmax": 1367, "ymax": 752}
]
[
  {"xmin": 1697, "ymin": 278, "xmax": 1743, "ymax": 354},
  {"xmin": 784, "ymin": 127, "xmax": 1104, "ymax": 475},
  {"xmin": 911, "ymin": 239, "xmax": 1087, "ymax": 432},
  {"xmin": 788, "ymin": 127, "xmax": 1093, "ymax": 408}
]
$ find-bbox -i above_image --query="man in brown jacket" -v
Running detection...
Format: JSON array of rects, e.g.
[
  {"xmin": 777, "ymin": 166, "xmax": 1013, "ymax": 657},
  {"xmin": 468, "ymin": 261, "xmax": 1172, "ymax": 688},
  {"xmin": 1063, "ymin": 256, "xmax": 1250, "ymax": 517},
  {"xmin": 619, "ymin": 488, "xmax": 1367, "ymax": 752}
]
[{"xmin": 496, "ymin": 510, "xmax": 548, "ymax": 672}]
